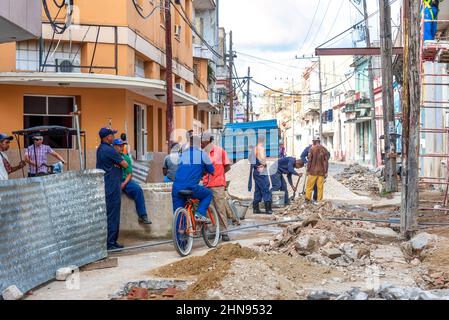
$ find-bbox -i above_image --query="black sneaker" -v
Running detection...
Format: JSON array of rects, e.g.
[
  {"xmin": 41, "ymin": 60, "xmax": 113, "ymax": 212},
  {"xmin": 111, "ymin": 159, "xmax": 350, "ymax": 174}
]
[
  {"xmin": 107, "ymin": 243, "xmax": 124, "ymax": 251},
  {"xmin": 138, "ymin": 216, "xmax": 152, "ymax": 225},
  {"xmin": 222, "ymin": 234, "xmax": 231, "ymax": 242}
]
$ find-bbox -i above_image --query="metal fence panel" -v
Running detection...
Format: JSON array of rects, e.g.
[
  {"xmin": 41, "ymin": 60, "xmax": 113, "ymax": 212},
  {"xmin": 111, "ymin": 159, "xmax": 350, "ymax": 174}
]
[{"xmin": 0, "ymin": 170, "xmax": 107, "ymax": 294}]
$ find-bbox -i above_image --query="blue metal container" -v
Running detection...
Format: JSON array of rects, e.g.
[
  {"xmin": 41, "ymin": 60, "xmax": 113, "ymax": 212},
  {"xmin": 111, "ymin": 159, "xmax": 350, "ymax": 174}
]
[{"xmin": 221, "ymin": 120, "xmax": 280, "ymax": 162}]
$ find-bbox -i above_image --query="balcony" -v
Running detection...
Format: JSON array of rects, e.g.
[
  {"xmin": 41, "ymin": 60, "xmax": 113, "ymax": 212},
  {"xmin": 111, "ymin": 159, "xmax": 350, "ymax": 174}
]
[
  {"xmin": 0, "ymin": 0, "xmax": 41, "ymax": 43},
  {"xmin": 342, "ymin": 104, "xmax": 356, "ymax": 113},
  {"xmin": 192, "ymin": 0, "xmax": 216, "ymax": 10}
]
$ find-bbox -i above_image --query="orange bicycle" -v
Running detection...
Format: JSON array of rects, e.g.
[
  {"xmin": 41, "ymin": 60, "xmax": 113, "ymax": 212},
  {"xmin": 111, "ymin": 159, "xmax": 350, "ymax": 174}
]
[{"xmin": 172, "ymin": 190, "xmax": 221, "ymax": 257}]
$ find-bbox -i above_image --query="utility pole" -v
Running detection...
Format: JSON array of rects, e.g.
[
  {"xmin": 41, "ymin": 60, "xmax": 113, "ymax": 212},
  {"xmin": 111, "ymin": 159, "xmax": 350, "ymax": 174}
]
[
  {"xmin": 228, "ymin": 30, "xmax": 234, "ymax": 123},
  {"xmin": 379, "ymin": 0, "xmax": 398, "ymax": 192},
  {"xmin": 318, "ymin": 56, "xmax": 323, "ymax": 139},
  {"xmin": 246, "ymin": 66, "xmax": 251, "ymax": 122},
  {"xmin": 401, "ymin": 0, "xmax": 420, "ymax": 238},
  {"xmin": 165, "ymin": 0, "xmax": 174, "ymax": 150},
  {"xmin": 363, "ymin": 0, "xmax": 378, "ymax": 168}
]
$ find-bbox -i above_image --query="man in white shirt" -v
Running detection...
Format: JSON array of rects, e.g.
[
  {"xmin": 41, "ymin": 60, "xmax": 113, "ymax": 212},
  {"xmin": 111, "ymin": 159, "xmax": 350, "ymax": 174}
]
[{"xmin": 0, "ymin": 133, "xmax": 26, "ymax": 180}]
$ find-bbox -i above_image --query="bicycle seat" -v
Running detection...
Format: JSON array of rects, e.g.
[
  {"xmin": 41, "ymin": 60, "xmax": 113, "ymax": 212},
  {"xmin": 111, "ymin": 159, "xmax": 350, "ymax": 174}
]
[{"xmin": 178, "ymin": 190, "xmax": 194, "ymax": 198}]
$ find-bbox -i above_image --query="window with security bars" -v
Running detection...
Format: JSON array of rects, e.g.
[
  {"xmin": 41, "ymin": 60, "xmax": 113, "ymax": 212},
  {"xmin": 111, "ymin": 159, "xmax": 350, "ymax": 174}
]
[{"xmin": 23, "ymin": 96, "xmax": 75, "ymax": 149}]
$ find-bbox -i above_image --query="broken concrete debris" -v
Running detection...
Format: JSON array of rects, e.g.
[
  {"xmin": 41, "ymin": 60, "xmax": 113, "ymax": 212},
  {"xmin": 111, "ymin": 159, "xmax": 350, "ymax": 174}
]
[
  {"xmin": 56, "ymin": 266, "xmax": 78, "ymax": 281},
  {"xmin": 1, "ymin": 285, "xmax": 24, "ymax": 300},
  {"xmin": 334, "ymin": 164, "xmax": 381, "ymax": 194}
]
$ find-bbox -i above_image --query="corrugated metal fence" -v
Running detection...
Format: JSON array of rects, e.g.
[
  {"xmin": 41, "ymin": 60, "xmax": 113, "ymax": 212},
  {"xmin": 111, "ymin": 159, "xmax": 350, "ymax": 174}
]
[{"xmin": 0, "ymin": 170, "xmax": 107, "ymax": 294}]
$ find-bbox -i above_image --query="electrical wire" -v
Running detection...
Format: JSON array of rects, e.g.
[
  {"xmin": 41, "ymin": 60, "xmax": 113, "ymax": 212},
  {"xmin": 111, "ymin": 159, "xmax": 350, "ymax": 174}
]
[
  {"xmin": 298, "ymin": 0, "xmax": 322, "ymax": 54},
  {"xmin": 42, "ymin": 0, "xmax": 71, "ymax": 34},
  {"xmin": 251, "ymin": 72, "xmax": 355, "ymax": 97},
  {"xmin": 71, "ymin": 25, "xmax": 92, "ymax": 64},
  {"xmin": 303, "ymin": 0, "xmax": 332, "ymax": 54},
  {"xmin": 131, "ymin": 0, "xmax": 163, "ymax": 19},
  {"xmin": 171, "ymin": 0, "xmax": 223, "ymax": 60},
  {"xmin": 236, "ymin": 52, "xmax": 303, "ymax": 69}
]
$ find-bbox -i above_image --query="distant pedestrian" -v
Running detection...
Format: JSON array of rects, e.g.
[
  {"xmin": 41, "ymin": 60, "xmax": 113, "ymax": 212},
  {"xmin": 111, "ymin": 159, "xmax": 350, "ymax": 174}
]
[
  {"xmin": 0, "ymin": 133, "xmax": 26, "ymax": 180},
  {"xmin": 96, "ymin": 128, "xmax": 129, "ymax": 250},
  {"xmin": 305, "ymin": 136, "xmax": 329, "ymax": 202},
  {"xmin": 279, "ymin": 143, "xmax": 286, "ymax": 158},
  {"xmin": 113, "ymin": 138, "xmax": 152, "ymax": 225},
  {"xmin": 24, "ymin": 134, "xmax": 66, "ymax": 177},
  {"xmin": 120, "ymin": 133, "xmax": 130, "ymax": 155},
  {"xmin": 163, "ymin": 142, "xmax": 181, "ymax": 182}
]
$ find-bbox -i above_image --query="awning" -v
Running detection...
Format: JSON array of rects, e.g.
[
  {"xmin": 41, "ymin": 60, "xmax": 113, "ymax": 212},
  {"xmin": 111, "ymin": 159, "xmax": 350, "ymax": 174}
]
[
  {"xmin": 0, "ymin": 72, "xmax": 198, "ymax": 106},
  {"xmin": 197, "ymin": 100, "xmax": 218, "ymax": 112}
]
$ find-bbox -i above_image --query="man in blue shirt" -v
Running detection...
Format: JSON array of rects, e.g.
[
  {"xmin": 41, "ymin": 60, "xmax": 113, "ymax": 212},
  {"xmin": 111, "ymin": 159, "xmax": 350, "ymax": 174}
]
[
  {"xmin": 270, "ymin": 157, "xmax": 304, "ymax": 205},
  {"xmin": 172, "ymin": 135, "xmax": 215, "ymax": 222},
  {"xmin": 96, "ymin": 128, "xmax": 129, "ymax": 250}
]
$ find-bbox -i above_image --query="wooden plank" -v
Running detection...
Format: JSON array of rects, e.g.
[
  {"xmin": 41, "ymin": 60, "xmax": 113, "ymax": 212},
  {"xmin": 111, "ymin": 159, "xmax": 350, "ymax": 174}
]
[{"xmin": 80, "ymin": 258, "xmax": 118, "ymax": 272}]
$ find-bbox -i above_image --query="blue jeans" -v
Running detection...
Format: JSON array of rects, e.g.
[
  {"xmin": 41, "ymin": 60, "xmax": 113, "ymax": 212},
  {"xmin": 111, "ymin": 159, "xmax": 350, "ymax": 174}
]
[
  {"xmin": 106, "ymin": 190, "xmax": 121, "ymax": 247},
  {"xmin": 172, "ymin": 185, "xmax": 212, "ymax": 217},
  {"xmin": 253, "ymin": 168, "xmax": 272, "ymax": 204},
  {"xmin": 122, "ymin": 179, "xmax": 147, "ymax": 217},
  {"xmin": 423, "ymin": 6, "xmax": 438, "ymax": 41}
]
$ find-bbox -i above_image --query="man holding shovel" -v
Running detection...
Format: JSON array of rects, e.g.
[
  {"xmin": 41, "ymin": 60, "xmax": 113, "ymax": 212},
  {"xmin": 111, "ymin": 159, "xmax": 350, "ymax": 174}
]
[{"xmin": 269, "ymin": 157, "xmax": 304, "ymax": 206}]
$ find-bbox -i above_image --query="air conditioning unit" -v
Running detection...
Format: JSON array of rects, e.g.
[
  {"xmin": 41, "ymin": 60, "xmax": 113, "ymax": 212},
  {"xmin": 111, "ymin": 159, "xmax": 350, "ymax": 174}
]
[
  {"xmin": 175, "ymin": 83, "xmax": 185, "ymax": 91},
  {"xmin": 174, "ymin": 25, "xmax": 181, "ymax": 37},
  {"xmin": 56, "ymin": 59, "xmax": 74, "ymax": 73}
]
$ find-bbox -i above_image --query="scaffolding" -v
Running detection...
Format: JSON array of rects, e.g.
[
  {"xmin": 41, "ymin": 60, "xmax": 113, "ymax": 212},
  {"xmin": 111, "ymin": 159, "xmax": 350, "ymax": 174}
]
[{"xmin": 419, "ymin": 11, "xmax": 449, "ymax": 213}]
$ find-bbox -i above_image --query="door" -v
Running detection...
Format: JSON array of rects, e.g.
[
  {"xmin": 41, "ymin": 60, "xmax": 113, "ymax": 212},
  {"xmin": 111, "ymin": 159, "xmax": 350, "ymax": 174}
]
[{"xmin": 134, "ymin": 104, "xmax": 148, "ymax": 160}]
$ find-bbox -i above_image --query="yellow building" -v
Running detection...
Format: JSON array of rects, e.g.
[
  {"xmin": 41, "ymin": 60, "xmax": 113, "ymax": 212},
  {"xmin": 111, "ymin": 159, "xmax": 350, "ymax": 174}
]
[{"xmin": 0, "ymin": 0, "xmax": 212, "ymax": 181}]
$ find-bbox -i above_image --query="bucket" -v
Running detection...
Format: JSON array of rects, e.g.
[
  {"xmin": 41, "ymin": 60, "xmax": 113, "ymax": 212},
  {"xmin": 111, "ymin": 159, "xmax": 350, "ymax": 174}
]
[{"xmin": 271, "ymin": 191, "xmax": 286, "ymax": 208}]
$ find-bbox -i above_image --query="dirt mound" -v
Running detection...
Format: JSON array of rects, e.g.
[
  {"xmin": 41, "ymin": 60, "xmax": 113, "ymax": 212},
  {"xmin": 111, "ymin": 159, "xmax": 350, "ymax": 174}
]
[
  {"xmin": 150, "ymin": 244, "xmax": 258, "ymax": 299},
  {"xmin": 335, "ymin": 164, "xmax": 380, "ymax": 194}
]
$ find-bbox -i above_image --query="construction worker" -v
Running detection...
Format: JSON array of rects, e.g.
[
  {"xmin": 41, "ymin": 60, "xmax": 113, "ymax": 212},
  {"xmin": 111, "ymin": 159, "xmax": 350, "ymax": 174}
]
[
  {"xmin": 163, "ymin": 142, "xmax": 181, "ymax": 182},
  {"xmin": 113, "ymin": 138, "xmax": 152, "ymax": 225},
  {"xmin": 300, "ymin": 140, "xmax": 320, "ymax": 201},
  {"xmin": 96, "ymin": 128, "xmax": 129, "ymax": 250},
  {"xmin": 305, "ymin": 136, "xmax": 329, "ymax": 202},
  {"xmin": 0, "ymin": 133, "xmax": 26, "ymax": 180},
  {"xmin": 248, "ymin": 135, "xmax": 272, "ymax": 214},
  {"xmin": 120, "ymin": 133, "xmax": 129, "ymax": 155},
  {"xmin": 172, "ymin": 135, "xmax": 215, "ymax": 223},
  {"xmin": 269, "ymin": 157, "xmax": 304, "ymax": 205},
  {"xmin": 423, "ymin": 0, "xmax": 443, "ymax": 41},
  {"xmin": 24, "ymin": 134, "xmax": 66, "ymax": 177},
  {"xmin": 202, "ymin": 132, "xmax": 238, "ymax": 242}
]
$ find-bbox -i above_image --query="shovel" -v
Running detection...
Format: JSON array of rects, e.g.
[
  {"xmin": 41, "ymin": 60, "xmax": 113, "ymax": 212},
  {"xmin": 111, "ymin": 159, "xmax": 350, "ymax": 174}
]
[{"xmin": 290, "ymin": 174, "xmax": 302, "ymax": 201}]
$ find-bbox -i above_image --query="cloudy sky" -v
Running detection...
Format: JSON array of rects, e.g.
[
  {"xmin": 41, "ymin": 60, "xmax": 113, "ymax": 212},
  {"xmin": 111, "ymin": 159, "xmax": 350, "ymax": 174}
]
[{"xmin": 219, "ymin": 0, "xmax": 401, "ymax": 104}]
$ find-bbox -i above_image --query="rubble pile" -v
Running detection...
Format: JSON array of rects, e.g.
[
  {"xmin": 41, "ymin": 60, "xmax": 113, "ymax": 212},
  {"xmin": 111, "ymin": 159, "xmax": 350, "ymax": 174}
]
[
  {"xmin": 334, "ymin": 164, "xmax": 380, "ymax": 194},
  {"xmin": 307, "ymin": 284, "xmax": 449, "ymax": 300},
  {"xmin": 278, "ymin": 198, "xmax": 357, "ymax": 219}
]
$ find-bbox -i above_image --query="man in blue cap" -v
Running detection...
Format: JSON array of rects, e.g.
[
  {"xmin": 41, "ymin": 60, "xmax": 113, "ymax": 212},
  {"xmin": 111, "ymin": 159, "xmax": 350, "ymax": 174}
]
[
  {"xmin": 96, "ymin": 128, "xmax": 129, "ymax": 250},
  {"xmin": 112, "ymin": 138, "xmax": 152, "ymax": 225},
  {"xmin": 270, "ymin": 157, "xmax": 304, "ymax": 206},
  {"xmin": 172, "ymin": 135, "xmax": 214, "ymax": 222}
]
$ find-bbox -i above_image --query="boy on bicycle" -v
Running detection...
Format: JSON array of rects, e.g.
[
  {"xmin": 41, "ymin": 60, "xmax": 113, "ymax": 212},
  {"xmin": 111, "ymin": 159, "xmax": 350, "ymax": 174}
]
[{"xmin": 172, "ymin": 135, "xmax": 215, "ymax": 223}]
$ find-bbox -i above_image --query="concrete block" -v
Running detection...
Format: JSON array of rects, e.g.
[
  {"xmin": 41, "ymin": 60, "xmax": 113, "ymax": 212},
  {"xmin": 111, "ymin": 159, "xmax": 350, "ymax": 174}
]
[
  {"xmin": 120, "ymin": 185, "xmax": 173, "ymax": 240},
  {"xmin": 2, "ymin": 285, "xmax": 23, "ymax": 300},
  {"xmin": 56, "ymin": 266, "xmax": 78, "ymax": 281},
  {"xmin": 322, "ymin": 248, "xmax": 342, "ymax": 260},
  {"xmin": 357, "ymin": 227, "xmax": 399, "ymax": 241}
]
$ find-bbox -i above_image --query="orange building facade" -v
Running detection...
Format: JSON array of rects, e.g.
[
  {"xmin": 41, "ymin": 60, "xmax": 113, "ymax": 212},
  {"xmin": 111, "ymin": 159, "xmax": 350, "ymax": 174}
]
[{"xmin": 0, "ymin": 0, "xmax": 213, "ymax": 176}]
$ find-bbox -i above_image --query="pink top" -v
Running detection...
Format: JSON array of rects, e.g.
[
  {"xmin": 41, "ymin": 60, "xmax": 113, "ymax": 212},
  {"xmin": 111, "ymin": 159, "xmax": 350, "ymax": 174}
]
[{"xmin": 203, "ymin": 145, "xmax": 231, "ymax": 188}]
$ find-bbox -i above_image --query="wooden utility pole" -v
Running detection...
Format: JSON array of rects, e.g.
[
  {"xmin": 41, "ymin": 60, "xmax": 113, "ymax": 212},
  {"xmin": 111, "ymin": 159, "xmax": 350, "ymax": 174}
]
[
  {"xmin": 318, "ymin": 56, "xmax": 323, "ymax": 139},
  {"xmin": 246, "ymin": 66, "xmax": 251, "ymax": 122},
  {"xmin": 165, "ymin": 0, "xmax": 174, "ymax": 150},
  {"xmin": 363, "ymin": 0, "xmax": 378, "ymax": 168},
  {"xmin": 379, "ymin": 0, "xmax": 398, "ymax": 192},
  {"xmin": 228, "ymin": 30, "xmax": 234, "ymax": 123},
  {"xmin": 401, "ymin": 0, "xmax": 420, "ymax": 238}
]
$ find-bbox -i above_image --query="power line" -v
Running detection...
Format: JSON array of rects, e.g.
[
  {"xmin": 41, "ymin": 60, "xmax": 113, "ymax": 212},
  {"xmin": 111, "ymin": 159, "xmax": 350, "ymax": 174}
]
[
  {"xmin": 131, "ymin": 0, "xmax": 163, "ymax": 19},
  {"xmin": 42, "ymin": 0, "xmax": 72, "ymax": 34},
  {"xmin": 171, "ymin": 0, "xmax": 223, "ymax": 60},
  {"xmin": 236, "ymin": 51, "xmax": 302, "ymax": 69},
  {"xmin": 298, "ymin": 0, "xmax": 322, "ymax": 54},
  {"xmin": 303, "ymin": 0, "xmax": 332, "ymax": 54},
  {"xmin": 251, "ymin": 72, "xmax": 355, "ymax": 97}
]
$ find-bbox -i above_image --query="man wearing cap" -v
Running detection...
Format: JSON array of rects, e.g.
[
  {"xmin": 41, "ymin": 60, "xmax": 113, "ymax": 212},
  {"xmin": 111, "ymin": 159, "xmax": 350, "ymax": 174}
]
[
  {"xmin": 0, "ymin": 133, "xmax": 26, "ymax": 180},
  {"xmin": 96, "ymin": 128, "xmax": 129, "ymax": 250},
  {"xmin": 305, "ymin": 136, "xmax": 329, "ymax": 202},
  {"xmin": 172, "ymin": 135, "xmax": 214, "ymax": 223},
  {"xmin": 300, "ymin": 138, "xmax": 321, "ymax": 201},
  {"xmin": 24, "ymin": 134, "xmax": 66, "ymax": 177},
  {"xmin": 112, "ymin": 138, "xmax": 152, "ymax": 225},
  {"xmin": 163, "ymin": 142, "xmax": 181, "ymax": 182},
  {"xmin": 202, "ymin": 132, "xmax": 238, "ymax": 242}
]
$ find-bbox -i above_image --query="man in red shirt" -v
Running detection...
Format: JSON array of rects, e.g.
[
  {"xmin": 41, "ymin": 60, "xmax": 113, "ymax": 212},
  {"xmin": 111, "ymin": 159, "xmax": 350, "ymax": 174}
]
[{"xmin": 202, "ymin": 132, "xmax": 237, "ymax": 242}]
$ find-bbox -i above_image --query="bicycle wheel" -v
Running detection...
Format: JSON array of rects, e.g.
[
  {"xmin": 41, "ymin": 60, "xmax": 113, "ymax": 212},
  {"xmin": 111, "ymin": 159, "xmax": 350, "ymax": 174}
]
[
  {"xmin": 172, "ymin": 207, "xmax": 194, "ymax": 257},
  {"xmin": 202, "ymin": 205, "xmax": 220, "ymax": 248}
]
